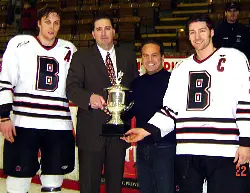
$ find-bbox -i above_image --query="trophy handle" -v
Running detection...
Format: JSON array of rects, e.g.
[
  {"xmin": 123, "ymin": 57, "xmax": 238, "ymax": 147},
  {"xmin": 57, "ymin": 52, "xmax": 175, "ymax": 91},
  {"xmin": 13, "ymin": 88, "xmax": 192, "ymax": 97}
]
[
  {"xmin": 102, "ymin": 105, "xmax": 111, "ymax": 115},
  {"xmin": 124, "ymin": 101, "xmax": 134, "ymax": 112}
]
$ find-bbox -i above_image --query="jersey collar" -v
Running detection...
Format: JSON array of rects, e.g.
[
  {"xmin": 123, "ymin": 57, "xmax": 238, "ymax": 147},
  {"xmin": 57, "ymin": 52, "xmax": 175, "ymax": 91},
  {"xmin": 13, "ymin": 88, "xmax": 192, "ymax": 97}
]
[
  {"xmin": 35, "ymin": 36, "xmax": 58, "ymax": 50},
  {"xmin": 193, "ymin": 48, "xmax": 219, "ymax": 64}
]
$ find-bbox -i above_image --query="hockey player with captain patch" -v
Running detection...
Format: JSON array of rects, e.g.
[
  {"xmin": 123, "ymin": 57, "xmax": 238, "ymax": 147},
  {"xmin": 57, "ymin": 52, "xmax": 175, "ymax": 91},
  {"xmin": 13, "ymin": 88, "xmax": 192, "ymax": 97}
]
[
  {"xmin": 0, "ymin": 6, "xmax": 76, "ymax": 193},
  {"xmin": 122, "ymin": 14, "xmax": 250, "ymax": 193}
]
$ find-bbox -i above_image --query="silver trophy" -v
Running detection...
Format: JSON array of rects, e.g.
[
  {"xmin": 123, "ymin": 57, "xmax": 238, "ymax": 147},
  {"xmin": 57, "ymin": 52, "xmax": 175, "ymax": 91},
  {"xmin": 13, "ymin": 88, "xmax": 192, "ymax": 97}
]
[{"xmin": 102, "ymin": 71, "xmax": 133, "ymax": 136}]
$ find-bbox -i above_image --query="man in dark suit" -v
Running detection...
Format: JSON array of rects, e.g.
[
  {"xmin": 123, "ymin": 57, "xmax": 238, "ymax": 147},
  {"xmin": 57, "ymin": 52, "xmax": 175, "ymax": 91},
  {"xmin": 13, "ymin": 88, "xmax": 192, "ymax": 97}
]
[{"xmin": 66, "ymin": 13, "xmax": 138, "ymax": 193}]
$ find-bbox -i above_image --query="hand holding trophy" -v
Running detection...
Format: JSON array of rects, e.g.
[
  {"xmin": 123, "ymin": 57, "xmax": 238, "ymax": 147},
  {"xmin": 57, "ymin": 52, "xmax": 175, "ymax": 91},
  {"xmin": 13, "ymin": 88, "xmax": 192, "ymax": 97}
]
[{"xmin": 102, "ymin": 71, "xmax": 133, "ymax": 136}]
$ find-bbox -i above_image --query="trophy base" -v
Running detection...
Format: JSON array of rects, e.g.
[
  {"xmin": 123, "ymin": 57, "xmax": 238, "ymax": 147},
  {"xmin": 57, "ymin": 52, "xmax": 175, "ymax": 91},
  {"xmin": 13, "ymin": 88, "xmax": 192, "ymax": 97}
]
[{"xmin": 101, "ymin": 124, "xmax": 130, "ymax": 137}]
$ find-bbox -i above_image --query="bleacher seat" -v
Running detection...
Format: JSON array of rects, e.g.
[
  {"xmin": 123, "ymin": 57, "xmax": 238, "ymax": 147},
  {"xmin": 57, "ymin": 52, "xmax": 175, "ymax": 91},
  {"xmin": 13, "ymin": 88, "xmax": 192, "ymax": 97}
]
[
  {"xmin": 97, "ymin": 4, "xmax": 119, "ymax": 17},
  {"xmin": 118, "ymin": 3, "xmax": 138, "ymax": 17},
  {"xmin": 117, "ymin": 16, "xmax": 140, "ymax": 41},
  {"xmin": 155, "ymin": 0, "xmax": 171, "ymax": 11},
  {"xmin": 138, "ymin": 2, "xmax": 160, "ymax": 26},
  {"xmin": 99, "ymin": 0, "xmax": 113, "ymax": 5},
  {"xmin": 79, "ymin": 5, "xmax": 96, "ymax": 19},
  {"xmin": 82, "ymin": 0, "xmax": 97, "ymax": 6}
]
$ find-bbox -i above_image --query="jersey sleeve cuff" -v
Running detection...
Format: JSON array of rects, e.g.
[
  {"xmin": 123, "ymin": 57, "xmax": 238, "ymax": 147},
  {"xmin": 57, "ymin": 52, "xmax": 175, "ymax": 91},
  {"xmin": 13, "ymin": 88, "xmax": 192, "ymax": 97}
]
[
  {"xmin": 144, "ymin": 123, "xmax": 161, "ymax": 141},
  {"xmin": 239, "ymin": 137, "xmax": 250, "ymax": 147},
  {"xmin": 0, "ymin": 103, "xmax": 12, "ymax": 117}
]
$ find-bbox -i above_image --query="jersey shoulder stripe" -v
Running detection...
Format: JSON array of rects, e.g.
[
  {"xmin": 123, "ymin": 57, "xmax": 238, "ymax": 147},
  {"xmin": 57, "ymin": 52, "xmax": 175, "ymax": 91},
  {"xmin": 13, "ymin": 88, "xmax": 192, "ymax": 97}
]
[
  {"xmin": 13, "ymin": 101, "xmax": 70, "ymax": 112},
  {"xmin": 177, "ymin": 117, "xmax": 236, "ymax": 123},
  {"xmin": 177, "ymin": 139, "xmax": 238, "ymax": 145},
  {"xmin": 14, "ymin": 93, "xmax": 68, "ymax": 103},
  {"xmin": 13, "ymin": 110, "xmax": 71, "ymax": 120}
]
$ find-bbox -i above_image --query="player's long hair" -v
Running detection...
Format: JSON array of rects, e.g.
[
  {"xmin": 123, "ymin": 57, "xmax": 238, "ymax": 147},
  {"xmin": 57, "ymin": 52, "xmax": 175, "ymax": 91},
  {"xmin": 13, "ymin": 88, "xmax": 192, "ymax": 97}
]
[{"xmin": 37, "ymin": 6, "xmax": 61, "ymax": 22}]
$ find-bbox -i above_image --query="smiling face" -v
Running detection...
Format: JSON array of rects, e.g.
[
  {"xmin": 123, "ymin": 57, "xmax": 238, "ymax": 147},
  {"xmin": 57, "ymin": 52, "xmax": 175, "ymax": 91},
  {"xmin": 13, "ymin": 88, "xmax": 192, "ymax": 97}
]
[
  {"xmin": 141, "ymin": 43, "xmax": 163, "ymax": 75},
  {"xmin": 188, "ymin": 21, "xmax": 214, "ymax": 52},
  {"xmin": 37, "ymin": 12, "xmax": 60, "ymax": 46},
  {"xmin": 92, "ymin": 18, "xmax": 115, "ymax": 51}
]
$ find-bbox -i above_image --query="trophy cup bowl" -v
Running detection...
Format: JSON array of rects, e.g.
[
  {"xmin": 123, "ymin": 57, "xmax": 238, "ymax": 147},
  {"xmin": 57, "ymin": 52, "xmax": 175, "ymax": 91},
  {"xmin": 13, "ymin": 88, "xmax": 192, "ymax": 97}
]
[
  {"xmin": 102, "ymin": 71, "xmax": 133, "ymax": 136},
  {"xmin": 105, "ymin": 85, "xmax": 127, "ymax": 125}
]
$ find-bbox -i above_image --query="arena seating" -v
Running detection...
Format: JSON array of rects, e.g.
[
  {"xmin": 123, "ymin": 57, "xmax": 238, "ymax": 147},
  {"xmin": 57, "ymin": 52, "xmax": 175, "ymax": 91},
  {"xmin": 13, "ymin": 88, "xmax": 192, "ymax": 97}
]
[
  {"xmin": 0, "ymin": 0, "xmax": 15, "ymax": 52},
  {"xmin": 0, "ymin": 0, "xmax": 250, "ymax": 57}
]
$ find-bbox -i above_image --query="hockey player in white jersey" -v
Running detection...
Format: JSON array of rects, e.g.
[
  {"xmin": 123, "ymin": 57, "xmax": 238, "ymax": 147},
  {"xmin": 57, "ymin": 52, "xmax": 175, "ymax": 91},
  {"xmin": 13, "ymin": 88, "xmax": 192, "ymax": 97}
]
[
  {"xmin": 122, "ymin": 14, "xmax": 250, "ymax": 193},
  {"xmin": 0, "ymin": 7, "xmax": 76, "ymax": 193}
]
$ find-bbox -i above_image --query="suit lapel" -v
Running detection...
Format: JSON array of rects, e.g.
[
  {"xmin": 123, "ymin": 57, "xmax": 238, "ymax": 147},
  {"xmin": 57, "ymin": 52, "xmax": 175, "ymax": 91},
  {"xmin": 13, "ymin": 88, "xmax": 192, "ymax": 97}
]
[
  {"xmin": 115, "ymin": 46, "xmax": 126, "ymax": 79},
  {"xmin": 93, "ymin": 45, "xmax": 109, "ymax": 78}
]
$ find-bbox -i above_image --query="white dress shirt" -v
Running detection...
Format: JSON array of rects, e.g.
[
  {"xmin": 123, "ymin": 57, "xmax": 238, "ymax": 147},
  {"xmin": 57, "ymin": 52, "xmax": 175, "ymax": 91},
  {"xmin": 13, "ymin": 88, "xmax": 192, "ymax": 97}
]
[{"xmin": 97, "ymin": 45, "xmax": 117, "ymax": 78}]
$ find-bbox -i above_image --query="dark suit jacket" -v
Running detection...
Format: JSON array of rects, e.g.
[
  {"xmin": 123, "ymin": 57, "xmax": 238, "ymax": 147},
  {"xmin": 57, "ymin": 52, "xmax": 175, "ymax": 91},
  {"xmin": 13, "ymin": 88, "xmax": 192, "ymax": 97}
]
[{"xmin": 66, "ymin": 44, "xmax": 138, "ymax": 151}]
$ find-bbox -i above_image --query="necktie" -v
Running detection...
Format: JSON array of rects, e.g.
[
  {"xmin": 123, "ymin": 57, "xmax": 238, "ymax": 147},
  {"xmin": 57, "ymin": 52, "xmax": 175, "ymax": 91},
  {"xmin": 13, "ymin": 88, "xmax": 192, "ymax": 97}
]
[{"xmin": 105, "ymin": 52, "xmax": 116, "ymax": 85}]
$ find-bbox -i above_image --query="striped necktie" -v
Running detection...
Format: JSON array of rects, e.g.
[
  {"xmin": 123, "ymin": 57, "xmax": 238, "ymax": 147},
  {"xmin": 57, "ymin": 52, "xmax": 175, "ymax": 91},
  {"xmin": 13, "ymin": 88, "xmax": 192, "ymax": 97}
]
[{"xmin": 105, "ymin": 52, "xmax": 116, "ymax": 85}]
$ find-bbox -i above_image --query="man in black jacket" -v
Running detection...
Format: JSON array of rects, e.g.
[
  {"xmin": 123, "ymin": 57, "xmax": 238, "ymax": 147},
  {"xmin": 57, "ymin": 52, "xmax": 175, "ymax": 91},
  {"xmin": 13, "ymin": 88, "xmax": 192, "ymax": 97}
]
[
  {"xmin": 213, "ymin": 2, "xmax": 250, "ymax": 60},
  {"xmin": 124, "ymin": 40, "xmax": 175, "ymax": 193}
]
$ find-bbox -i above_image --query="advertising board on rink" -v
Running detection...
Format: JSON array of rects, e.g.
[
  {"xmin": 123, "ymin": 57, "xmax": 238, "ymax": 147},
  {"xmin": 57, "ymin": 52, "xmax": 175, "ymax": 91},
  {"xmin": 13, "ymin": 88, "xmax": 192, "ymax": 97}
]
[{"xmin": 137, "ymin": 57, "xmax": 185, "ymax": 75}]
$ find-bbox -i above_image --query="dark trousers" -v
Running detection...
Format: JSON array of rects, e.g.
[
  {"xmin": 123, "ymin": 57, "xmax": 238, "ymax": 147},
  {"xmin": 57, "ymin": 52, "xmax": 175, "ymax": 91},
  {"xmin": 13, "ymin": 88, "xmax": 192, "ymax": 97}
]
[
  {"xmin": 136, "ymin": 144, "xmax": 176, "ymax": 193},
  {"xmin": 78, "ymin": 137, "xmax": 126, "ymax": 193},
  {"xmin": 175, "ymin": 155, "xmax": 249, "ymax": 193}
]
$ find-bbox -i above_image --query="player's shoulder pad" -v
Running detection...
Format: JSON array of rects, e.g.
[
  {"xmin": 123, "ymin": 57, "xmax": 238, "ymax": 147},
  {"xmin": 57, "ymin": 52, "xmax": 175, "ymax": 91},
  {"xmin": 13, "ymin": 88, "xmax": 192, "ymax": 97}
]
[
  {"xmin": 172, "ymin": 55, "xmax": 192, "ymax": 71},
  {"xmin": 58, "ymin": 38, "xmax": 77, "ymax": 52},
  {"xmin": 220, "ymin": 47, "xmax": 249, "ymax": 70},
  {"xmin": 8, "ymin": 34, "xmax": 34, "ymax": 48},
  {"xmin": 221, "ymin": 47, "xmax": 248, "ymax": 62},
  {"xmin": 220, "ymin": 47, "xmax": 244, "ymax": 57},
  {"xmin": 172, "ymin": 60, "xmax": 183, "ymax": 70}
]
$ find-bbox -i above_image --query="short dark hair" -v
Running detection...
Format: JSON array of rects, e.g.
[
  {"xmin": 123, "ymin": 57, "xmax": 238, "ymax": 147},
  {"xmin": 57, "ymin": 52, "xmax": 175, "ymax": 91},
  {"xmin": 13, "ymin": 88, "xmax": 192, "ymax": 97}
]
[
  {"xmin": 92, "ymin": 13, "xmax": 114, "ymax": 31},
  {"xmin": 37, "ymin": 6, "xmax": 61, "ymax": 21},
  {"xmin": 186, "ymin": 14, "xmax": 214, "ymax": 34},
  {"xmin": 140, "ymin": 39, "xmax": 164, "ymax": 56}
]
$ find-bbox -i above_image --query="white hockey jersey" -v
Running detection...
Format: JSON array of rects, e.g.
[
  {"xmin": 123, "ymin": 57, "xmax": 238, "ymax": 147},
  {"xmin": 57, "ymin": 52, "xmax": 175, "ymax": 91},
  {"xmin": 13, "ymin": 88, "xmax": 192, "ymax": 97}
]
[
  {"xmin": 148, "ymin": 48, "xmax": 250, "ymax": 157},
  {"xmin": 0, "ymin": 35, "xmax": 77, "ymax": 130}
]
